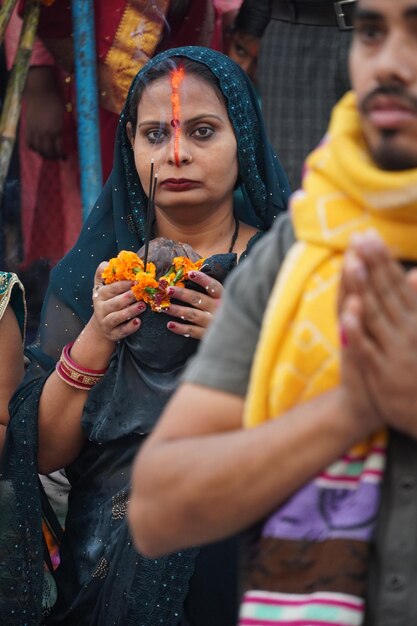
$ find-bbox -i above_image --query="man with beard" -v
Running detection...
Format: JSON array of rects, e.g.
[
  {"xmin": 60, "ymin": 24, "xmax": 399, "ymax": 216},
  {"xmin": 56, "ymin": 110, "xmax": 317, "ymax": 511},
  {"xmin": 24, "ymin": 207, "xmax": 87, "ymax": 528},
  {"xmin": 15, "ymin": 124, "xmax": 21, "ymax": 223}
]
[{"xmin": 129, "ymin": 1, "xmax": 417, "ymax": 624}]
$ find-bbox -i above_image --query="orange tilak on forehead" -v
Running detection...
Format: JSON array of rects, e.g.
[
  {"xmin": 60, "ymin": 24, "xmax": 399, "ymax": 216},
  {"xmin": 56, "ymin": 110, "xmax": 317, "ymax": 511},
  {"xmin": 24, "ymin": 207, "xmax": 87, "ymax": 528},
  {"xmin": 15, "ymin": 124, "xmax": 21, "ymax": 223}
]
[{"xmin": 170, "ymin": 66, "xmax": 186, "ymax": 167}]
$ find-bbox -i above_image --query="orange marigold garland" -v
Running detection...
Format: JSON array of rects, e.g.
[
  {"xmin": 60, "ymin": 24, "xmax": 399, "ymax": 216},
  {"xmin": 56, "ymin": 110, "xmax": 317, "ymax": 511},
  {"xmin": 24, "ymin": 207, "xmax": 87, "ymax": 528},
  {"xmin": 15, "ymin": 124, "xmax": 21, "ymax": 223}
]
[{"xmin": 102, "ymin": 251, "xmax": 205, "ymax": 312}]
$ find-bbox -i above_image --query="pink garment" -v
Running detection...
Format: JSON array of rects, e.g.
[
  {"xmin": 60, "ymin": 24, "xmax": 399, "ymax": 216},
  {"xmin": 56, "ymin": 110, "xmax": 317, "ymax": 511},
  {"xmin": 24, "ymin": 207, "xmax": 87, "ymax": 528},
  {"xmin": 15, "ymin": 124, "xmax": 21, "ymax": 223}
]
[
  {"xmin": 212, "ymin": 0, "xmax": 243, "ymax": 9},
  {"xmin": 211, "ymin": 0, "xmax": 243, "ymax": 51},
  {"xmin": 5, "ymin": 8, "xmax": 82, "ymax": 267}
]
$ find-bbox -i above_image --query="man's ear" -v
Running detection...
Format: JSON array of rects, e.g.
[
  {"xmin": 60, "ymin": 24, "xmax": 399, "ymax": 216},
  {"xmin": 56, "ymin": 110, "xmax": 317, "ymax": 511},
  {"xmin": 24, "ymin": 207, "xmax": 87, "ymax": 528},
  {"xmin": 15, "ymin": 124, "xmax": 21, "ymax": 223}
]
[{"xmin": 126, "ymin": 121, "xmax": 134, "ymax": 147}]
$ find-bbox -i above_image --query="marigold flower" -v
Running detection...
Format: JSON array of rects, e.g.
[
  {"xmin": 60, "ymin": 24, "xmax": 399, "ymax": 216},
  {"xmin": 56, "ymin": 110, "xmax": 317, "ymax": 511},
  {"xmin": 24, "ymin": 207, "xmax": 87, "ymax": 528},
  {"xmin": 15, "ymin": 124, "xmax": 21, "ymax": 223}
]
[
  {"xmin": 131, "ymin": 272, "xmax": 159, "ymax": 302},
  {"xmin": 102, "ymin": 251, "xmax": 206, "ymax": 312},
  {"xmin": 102, "ymin": 251, "xmax": 144, "ymax": 283}
]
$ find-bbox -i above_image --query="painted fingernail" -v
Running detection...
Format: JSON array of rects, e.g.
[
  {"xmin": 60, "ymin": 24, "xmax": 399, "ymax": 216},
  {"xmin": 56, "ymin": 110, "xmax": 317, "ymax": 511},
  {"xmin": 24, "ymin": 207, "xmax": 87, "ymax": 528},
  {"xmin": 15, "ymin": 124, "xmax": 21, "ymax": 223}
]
[
  {"xmin": 137, "ymin": 303, "xmax": 146, "ymax": 311},
  {"xmin": 340, "ymin": 327, "xmax": 348, "ymax": 347},
  {"xmin": 354, "ymin": 263, "xmax": 367, "ymax": 283},
  {"xmin": 167, "ymin": 287, "xmax": 175, "ymax": 295},
  {"xmin": 133, "ymin": 318, "xmax": 140, "ymax": 326},
  {"xmin": 189, "ymin": 271, "xmax": 197, "ymax": 279},
  {"xmin": 167, "ymin": 322, "xmax": 176, "ymax": 329}
]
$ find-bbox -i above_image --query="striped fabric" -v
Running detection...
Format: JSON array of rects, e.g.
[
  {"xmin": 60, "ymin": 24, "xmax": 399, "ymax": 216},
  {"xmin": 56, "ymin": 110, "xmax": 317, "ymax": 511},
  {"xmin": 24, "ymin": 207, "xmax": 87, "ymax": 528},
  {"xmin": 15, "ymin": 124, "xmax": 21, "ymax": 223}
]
[
  {"xmin": 240, "ymin": 591, "xmax": 364, "ymax": 625},
  {"xmin": 317, "ymin": 439, "xmax": 386, "ymax": 489}
]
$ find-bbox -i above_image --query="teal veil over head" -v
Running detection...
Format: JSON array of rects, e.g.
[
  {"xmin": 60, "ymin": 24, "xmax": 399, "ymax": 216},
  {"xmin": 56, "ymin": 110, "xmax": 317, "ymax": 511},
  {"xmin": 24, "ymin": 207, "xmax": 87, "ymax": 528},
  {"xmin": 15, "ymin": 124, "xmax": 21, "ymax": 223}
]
[{"xmin": 51, "ymin": 45, "xmax": 290, "ymax": 323}]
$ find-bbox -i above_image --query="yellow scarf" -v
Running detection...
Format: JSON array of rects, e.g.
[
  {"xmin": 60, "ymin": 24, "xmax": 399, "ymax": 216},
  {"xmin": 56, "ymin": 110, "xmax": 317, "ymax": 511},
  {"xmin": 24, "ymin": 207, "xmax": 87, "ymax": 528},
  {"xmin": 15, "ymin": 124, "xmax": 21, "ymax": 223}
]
[{"xmin": 245, "ymin": 91, "xmax": 417, "ymax": 428}]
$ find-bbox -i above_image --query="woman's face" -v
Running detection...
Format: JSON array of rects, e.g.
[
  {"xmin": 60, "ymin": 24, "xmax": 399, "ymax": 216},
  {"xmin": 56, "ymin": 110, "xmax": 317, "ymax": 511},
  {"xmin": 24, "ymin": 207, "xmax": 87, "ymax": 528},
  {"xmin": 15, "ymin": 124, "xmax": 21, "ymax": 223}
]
[{"xmin": 130, "ymin": 72, "xmax": 238, "ymax": 218}]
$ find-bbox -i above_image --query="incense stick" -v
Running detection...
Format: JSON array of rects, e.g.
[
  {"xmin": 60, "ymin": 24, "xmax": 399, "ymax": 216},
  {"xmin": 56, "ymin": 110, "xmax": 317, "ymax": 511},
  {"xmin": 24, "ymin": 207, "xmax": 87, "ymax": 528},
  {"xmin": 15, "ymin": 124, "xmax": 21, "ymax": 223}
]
[
  {"xmin": 143, "ymin": 160, "xmax": 155, "ymax": 269},
  {"xmin": 143, "ymin": 171, "xmax": 158, "ymax": 270}
]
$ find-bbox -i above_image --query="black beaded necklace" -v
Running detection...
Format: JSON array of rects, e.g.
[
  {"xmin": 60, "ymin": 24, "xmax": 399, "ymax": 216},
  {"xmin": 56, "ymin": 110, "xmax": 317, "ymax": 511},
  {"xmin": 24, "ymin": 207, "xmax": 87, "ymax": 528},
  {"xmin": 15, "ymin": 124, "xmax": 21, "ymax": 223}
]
[{"xmin": 228, "ymin": 214, "xmax": 240, "ymax": 254}]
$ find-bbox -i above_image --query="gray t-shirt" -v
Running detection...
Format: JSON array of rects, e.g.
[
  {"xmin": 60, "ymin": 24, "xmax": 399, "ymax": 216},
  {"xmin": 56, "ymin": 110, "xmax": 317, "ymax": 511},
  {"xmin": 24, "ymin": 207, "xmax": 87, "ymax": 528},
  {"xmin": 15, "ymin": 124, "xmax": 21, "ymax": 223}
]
[{"xmin": 183, "ymin": 213, "xmax": 295, "ymax": 396}]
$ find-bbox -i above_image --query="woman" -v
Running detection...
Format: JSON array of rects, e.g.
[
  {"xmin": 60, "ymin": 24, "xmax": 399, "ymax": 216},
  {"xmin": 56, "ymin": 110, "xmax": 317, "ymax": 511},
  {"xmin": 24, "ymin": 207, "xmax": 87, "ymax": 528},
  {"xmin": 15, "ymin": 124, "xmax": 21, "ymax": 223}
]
[
  {"xmin": 0, "ymin": 47, "xmax": 289, "ymax": 625},
  {"xmin": 0, "ymin": 272, "xmax": 25, "ymax": 451}
]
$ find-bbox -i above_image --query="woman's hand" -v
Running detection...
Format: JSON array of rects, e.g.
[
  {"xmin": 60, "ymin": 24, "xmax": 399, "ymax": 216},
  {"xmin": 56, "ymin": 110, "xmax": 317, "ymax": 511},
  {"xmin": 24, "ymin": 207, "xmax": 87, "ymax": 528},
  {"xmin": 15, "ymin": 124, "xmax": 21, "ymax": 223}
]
[
  {"xmin": 91, "ymin": 262, "xmax": 146, "ymax": 342},
  {"xmin": 163, "ymin": 271, "xmax": 223, "ymax": 340}
]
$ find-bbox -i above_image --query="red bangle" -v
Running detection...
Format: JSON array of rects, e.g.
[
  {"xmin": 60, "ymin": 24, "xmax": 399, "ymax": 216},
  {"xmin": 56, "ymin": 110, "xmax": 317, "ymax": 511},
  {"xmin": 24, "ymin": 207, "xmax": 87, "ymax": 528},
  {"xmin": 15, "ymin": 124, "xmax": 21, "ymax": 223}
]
[
  {"xmin": 63, "ymin": 342, "xmax": 108, "ymax": 375},
  {"xmin": 56, "ymin": 361, "xmax": 96, "ymax": 391},
  {"xmin": 55, "ymin": 342, "xmax": 108, "ymax": 391}
]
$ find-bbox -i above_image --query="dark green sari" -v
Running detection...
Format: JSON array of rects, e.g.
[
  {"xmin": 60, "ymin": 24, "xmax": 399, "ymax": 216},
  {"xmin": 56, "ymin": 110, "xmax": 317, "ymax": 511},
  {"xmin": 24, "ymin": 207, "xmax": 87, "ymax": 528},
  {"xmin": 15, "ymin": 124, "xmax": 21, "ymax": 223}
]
[{"xmin": 0, "ymin": 47, "xmax": 289, "ymax": 625}]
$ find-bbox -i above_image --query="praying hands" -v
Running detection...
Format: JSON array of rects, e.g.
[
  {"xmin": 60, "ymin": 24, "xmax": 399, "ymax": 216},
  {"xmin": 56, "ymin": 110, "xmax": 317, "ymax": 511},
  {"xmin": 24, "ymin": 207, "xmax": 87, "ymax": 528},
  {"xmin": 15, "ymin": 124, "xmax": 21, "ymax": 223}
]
[{"xmin": 340, "ymin": 231, "xmax": 417, "ymax": 439}]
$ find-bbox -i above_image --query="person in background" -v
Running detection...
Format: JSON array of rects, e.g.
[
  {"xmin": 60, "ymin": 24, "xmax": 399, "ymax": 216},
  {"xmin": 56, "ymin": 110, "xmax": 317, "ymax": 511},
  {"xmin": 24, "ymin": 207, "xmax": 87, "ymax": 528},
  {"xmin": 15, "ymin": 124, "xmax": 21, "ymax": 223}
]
[{"xmin": 229, "ymin": 0, "xmax": 355, "ymax": 189}]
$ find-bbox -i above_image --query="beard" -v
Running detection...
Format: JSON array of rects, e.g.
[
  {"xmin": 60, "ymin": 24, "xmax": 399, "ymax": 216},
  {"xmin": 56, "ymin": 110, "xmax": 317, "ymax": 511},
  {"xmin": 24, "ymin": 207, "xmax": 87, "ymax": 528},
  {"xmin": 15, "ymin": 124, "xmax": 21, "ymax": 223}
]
[{"xmin": 369, "ymin": 130, "xmax": 417, "ymax": 171}]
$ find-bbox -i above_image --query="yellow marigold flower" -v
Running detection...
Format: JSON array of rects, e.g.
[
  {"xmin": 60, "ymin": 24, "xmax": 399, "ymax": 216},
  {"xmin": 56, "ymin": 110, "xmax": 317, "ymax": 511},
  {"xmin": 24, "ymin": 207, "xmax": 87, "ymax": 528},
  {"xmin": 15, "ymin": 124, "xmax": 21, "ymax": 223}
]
[
  {"xmin": 102, "ymin": 253, "xmax": 205, "ymax": 312},
  {"xmin": 172, "ymin": 257, "xmax": 192, "ymax": 273},
  {"xmin": 102, "ymin": 251, "xmax": 144, "ymax": 284},
  {"xmin": 131, "ymin": 273, "xmax": 159, "ymax": 302},
  {"xmin": 144, "ymin": 262, "xmax": 157, "ymax": 278},
  {"xmin": 172, "ymin": 256, "xmax": 206, "ymax": 278}
]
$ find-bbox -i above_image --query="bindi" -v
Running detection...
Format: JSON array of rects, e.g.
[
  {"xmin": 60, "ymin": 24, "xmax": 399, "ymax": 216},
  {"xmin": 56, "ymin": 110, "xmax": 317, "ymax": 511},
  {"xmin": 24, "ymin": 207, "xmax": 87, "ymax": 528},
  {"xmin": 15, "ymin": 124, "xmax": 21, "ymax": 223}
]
[{"xmin": 170, "ymin": 66, "xmax": 185, "ymax": 167}]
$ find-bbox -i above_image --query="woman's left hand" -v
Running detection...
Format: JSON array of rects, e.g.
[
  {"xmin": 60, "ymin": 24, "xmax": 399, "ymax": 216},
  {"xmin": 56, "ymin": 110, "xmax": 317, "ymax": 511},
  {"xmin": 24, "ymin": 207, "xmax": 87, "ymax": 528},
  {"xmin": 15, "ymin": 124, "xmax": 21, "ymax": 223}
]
[{"xmin": 163, "ymin": 271, "xmax": 223, "ymax": 340}]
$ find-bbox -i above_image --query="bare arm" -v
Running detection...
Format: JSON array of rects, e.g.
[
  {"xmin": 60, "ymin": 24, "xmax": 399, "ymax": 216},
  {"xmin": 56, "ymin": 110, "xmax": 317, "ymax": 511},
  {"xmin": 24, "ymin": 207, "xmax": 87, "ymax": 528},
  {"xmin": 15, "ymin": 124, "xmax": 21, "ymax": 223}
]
[
  {"xmin": 0, "ymin": 306, "xmax": 24, "ymax": 450},
  {"xmin": 37, "ymin": 266, "xmax": 146, "ymax": 474},
  {"xmin": 0, "ymin": 306, "xmax": 24, "ymax": 425},
  {"xmin": 128, "ymin": 382, "xmax": 377, "ymax": 558},
  {"xmin": 37, "ymin": 316, "xmax": 115, "ymax": 473}
]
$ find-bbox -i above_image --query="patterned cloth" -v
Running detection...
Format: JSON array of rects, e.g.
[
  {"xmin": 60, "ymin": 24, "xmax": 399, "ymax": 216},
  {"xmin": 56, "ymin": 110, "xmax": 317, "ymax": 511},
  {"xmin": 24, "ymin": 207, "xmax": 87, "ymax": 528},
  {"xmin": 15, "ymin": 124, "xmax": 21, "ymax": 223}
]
[
  {"xmin": 240, "ymin": 92, "xmax": 417, "ymax": 625},
  {"xmin": 257, "ymin": 16, "xmax": 352, "ymax": 189},
  {"xmin": 0, "ymin": 272, "xmax": 26, "ymax": 337}
]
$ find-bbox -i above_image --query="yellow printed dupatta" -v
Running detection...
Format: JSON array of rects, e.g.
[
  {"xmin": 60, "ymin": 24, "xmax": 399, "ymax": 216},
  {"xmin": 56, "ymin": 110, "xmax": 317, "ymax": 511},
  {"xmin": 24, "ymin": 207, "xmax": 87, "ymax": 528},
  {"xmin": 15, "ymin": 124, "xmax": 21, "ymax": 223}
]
[{"xmin": 245, "ymin": 91, "xmax": 417, "ymax": 427}]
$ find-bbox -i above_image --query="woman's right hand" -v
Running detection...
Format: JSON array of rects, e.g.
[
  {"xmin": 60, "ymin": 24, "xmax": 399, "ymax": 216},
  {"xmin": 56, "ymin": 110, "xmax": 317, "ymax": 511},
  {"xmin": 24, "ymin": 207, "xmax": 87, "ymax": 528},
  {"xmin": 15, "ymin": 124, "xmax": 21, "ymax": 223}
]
[{"xmin": 91, "ymin": 262, "xmax": 147, "ymax": 342}]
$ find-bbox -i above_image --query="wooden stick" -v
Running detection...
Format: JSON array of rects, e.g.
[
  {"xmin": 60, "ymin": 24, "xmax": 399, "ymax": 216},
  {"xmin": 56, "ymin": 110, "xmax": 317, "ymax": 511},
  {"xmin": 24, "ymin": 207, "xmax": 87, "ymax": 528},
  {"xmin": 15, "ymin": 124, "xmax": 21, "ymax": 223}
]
[
  {"xmin": 0, "ymin": 0, "xmax": 19, "ymax": 46},
  {"xmin": 0, "ymin": 0, "xmax": 40, "ymax": 201}
]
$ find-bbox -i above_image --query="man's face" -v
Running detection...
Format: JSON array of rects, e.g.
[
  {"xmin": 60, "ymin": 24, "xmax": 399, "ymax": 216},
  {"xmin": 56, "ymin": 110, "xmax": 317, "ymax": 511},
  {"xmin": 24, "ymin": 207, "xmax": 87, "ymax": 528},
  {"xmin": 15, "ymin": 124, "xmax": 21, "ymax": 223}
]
[{"xmin": 350, "ymin": 0, "xmax": 417, "ymax": 170}]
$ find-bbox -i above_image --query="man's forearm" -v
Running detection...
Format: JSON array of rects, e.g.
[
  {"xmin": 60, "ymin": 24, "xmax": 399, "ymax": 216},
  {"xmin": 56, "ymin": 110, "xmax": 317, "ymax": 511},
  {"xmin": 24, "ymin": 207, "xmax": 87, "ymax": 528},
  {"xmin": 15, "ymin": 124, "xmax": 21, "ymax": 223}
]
[{"xmin": 129, "ymin": 385, "xmax": 373, "ymax": 557}]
